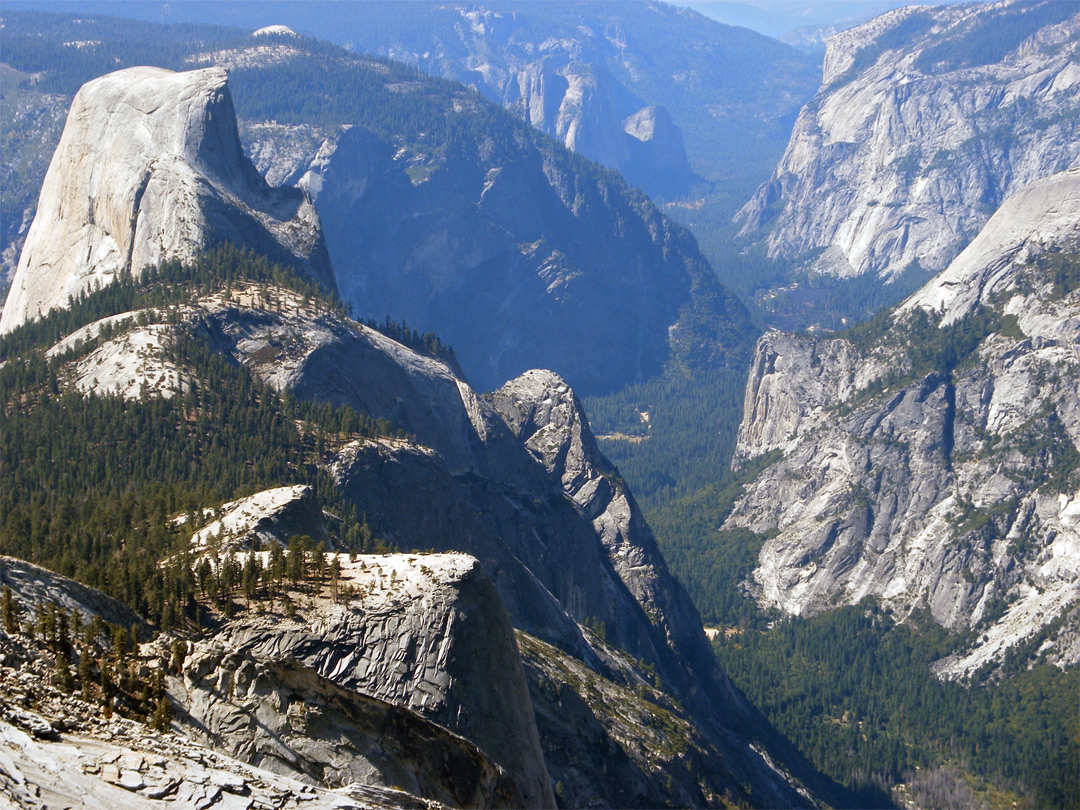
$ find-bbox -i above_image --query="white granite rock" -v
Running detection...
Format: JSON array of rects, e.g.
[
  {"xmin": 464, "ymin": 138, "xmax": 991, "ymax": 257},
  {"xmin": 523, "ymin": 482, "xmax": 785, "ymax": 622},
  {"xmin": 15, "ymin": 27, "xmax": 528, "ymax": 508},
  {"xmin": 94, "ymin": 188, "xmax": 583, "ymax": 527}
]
[
  {"xmin": 0, "ymin": 66, "xmax": 334, "ymax": 334},
  {"xmin": 738, "ymin": 2, "xmax": 1080, "ymax": 283},
  {"xmin": 729, "ymin": 171, "xmax": 1080, "ymax": 675}
]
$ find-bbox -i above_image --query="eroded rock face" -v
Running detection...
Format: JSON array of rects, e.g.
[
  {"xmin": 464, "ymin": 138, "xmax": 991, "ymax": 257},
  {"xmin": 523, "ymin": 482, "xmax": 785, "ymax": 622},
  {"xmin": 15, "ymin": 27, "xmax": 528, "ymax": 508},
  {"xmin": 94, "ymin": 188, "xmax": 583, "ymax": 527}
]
[
  {"xmin": 503, "ymin": 57, "xmax": 694, "ymax": 198},
  {"xmin": 487, "ymin": 370, "xmax": 837, "ymax": 809},
  {"xmin": 0, "ymin": 609, "xmax": 452, "ymax": 810},
  {"xmin": 737, "ymin": 1, "xmax": 1080, "ymax": 283},
  {"xmin": 0, "ymin": 66, "xmax": 335, "ymax": 334},
  {"xmin": 172, "ymin": 652, "xmax": 521, "ymax": 807},
  {"xmin": 729, "ymin": 170, "xmax": 1080, "ymax": 676},
  {"xmin": 176, "ymin": 553, "xmax": 553, "ymax": 809},
  {"xmin": 488, "ymin": 369, "xmax": 719, "ymax": 672}
]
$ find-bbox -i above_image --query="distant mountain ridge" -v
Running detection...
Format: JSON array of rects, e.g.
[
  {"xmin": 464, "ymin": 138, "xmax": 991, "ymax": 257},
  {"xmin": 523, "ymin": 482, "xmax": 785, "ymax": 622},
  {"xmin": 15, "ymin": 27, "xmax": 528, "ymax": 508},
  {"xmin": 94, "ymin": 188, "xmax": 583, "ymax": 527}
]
[
  {"xmin": 4, "ymin": 0, "xmax": 821, "ymax": 206},
  {"xmin": 738, "ymin": 0, "xmax": 1080, "ymax": 286},
  {"xmin": 0, "ymin": 11, "xmax": 755, "ymax": 396}
]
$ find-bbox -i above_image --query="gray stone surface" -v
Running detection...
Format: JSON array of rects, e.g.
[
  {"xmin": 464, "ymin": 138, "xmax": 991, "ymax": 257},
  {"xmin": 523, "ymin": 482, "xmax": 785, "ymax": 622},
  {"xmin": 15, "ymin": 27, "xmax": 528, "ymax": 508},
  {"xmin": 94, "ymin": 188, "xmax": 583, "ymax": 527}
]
[
  {"xmin": 0, "ymin": 66, "xmax": 335, "ymax": 334},
  {"xmin": 737, "ymin": 2, "xmax": 1080, "ymax": 283},
  {"xmin": 729, "ymin": 170, "xmax": 1080, "ymax": 676},
  {"xmin": 169, "ymin": 553, "xmax": 532, "ymax": 807}
]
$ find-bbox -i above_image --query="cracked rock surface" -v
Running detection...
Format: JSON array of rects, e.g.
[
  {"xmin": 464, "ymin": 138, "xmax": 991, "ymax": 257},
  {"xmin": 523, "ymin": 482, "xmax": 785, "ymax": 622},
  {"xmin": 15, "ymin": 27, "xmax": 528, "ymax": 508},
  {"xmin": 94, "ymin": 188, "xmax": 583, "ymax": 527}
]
[{"xmin": 729, "ymin": 169, "xmax": 1080, "ymax": 677}]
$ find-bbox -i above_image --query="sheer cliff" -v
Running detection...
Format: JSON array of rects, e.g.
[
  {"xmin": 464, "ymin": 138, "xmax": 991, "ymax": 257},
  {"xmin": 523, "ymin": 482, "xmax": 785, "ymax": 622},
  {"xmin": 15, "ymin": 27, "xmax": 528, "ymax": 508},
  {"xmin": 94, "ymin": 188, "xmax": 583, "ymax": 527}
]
[
  {"xmin": 737, "ymin": 0, "xmax": 1080, "ymax": 286},
  {"xmin": 0, "ymin": 66, "xmax": 334, "ymax": 334},
  {"xmin": 728, "ymin": 167, "xmax": 1080, "ymax": 678}
]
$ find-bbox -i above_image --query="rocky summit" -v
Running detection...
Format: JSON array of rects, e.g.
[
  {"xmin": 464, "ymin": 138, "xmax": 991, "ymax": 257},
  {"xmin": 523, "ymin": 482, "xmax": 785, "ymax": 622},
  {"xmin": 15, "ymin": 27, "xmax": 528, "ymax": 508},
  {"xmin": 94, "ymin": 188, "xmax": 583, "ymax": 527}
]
[
  {"xmin": 737, "ymin": 0, "xmax": 1080, "ymax": 284},
  {"xmin": 0, "ymin": 66, "xmax": 334, "ymax": 334},
  {"xmin": 727, "ymin": 167, "xmax": 1080, "ymax": 678}
]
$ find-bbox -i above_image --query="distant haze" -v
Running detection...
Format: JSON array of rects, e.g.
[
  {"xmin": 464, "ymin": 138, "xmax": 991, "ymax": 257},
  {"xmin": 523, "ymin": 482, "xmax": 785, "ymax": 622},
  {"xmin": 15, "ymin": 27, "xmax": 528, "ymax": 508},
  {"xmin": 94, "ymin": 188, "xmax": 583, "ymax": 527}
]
[{"xmin": 673, "ymin": 0, "xmax": 967, "ymax": 46}]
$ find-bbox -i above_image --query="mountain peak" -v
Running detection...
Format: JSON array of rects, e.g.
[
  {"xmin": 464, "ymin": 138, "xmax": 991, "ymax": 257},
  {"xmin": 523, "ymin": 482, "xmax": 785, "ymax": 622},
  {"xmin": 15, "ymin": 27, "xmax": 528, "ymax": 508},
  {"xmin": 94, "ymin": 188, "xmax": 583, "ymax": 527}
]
[{"xmin": 0, "ymin": 66, "xmax": 335, "ymax": 334}]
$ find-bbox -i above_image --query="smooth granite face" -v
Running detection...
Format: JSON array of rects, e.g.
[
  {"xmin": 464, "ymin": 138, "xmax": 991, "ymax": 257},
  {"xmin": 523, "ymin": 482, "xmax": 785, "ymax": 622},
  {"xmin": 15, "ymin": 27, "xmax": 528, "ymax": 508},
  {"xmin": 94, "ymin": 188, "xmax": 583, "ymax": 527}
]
[
  {"xmin": 737, "ymin": 3, "xmax": 1080, "ymax": 283},
  {"xmin": 0, "ymin": 66, "xmax": 334, "ymax": 334}
]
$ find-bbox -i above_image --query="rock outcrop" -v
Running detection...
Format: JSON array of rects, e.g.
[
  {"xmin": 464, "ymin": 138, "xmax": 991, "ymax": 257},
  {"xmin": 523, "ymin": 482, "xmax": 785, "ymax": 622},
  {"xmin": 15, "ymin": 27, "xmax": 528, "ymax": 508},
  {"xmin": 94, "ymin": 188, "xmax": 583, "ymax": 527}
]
[
  {"xmin": 737, "ymin": 0, "xmax": 1080, "ymax": 284},
  {"xmin": 31, "ymin": 277, "xmax": 829, "ymax": 805},
  {"xmin": 0, "ymin": 557, "xmax": 147, "ymax": 648},
  {"xmin": 0, "ymin": 66, "xmax": 335, "ymax": 334},
  {"xmin": 0, "ymin": 591, "xmax": 470, "ymax": 810},
  {"xmin": 171, "ymin": 552, "xmax": 547, "ymax": 808},
  {"xmin": 183, "ymin": 484, "xmax": 332, "ymax": 552},
  {"xmin": 728, "ymin": 169, "xmax": 1080, "ymax": 677},
  {"xmin": 488, "ymin": 369, "xmax": 728, "ymax": 682}
]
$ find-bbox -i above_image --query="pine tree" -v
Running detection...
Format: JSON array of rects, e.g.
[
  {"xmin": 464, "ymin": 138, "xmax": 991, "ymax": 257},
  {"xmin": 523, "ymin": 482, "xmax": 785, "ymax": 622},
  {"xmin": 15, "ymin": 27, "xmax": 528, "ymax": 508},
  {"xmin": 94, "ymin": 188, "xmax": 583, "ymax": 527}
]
[
  {"xmin": 53, "ymin": 649, "xmax": 74, "ymax": 693},
  {"xmin": 78, "ymin": 647, "xmax": 94, "ymax": 700},
  {"xmin": 1, "ymin": 585, "xmax": 17, "ymax": 634},
  {"xmin": 150, "ymin": 695, "xmax": 174, "ymax": 731}
]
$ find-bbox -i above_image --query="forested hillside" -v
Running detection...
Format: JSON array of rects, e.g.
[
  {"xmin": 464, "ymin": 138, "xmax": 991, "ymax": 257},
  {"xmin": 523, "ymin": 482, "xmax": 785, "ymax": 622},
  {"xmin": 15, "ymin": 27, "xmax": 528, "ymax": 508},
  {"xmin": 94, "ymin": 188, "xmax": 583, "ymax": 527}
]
[{"xmin": 0, "ymin": 248, "xmax": 386, "ymax": 621}]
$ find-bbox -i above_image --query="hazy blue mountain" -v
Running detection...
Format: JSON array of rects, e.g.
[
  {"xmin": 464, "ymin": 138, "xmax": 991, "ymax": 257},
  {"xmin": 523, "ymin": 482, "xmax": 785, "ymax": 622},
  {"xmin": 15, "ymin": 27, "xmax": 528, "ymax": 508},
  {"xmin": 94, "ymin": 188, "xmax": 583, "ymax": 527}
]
[
  {"xmin": 0, "ymin": 10, "xmax": 755, "ymax": 396},
  {"xmin": 6, "ymin": 0, "xmax": 821, "ymax": 206}
]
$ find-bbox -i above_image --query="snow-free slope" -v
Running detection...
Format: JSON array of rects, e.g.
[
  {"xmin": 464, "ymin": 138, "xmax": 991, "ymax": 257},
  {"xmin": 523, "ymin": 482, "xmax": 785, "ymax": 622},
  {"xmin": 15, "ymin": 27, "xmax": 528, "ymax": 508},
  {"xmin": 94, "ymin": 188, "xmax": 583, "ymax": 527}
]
[{"xmin": 0, "ymin": 66, "xmax": 334, "ymax": 333}]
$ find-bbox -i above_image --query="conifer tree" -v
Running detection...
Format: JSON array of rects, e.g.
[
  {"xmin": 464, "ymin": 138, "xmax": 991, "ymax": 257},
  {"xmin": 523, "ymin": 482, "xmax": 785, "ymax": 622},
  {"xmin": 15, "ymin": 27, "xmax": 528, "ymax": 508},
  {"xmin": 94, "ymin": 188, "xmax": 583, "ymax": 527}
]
[{"xmin": 1, "ymin": 585, "xmax": 17, "ymax": 634}]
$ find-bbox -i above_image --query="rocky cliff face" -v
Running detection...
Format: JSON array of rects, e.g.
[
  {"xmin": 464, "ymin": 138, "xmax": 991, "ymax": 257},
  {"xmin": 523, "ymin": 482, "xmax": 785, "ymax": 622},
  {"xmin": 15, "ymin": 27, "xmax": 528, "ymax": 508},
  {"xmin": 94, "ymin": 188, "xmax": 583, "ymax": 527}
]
[
  {"xmin": 488, "ymin": 369, "xmax": 732, "ymax": 687},
  {"xmin": 737, "ymin": 0, "xmax": 1080, "ymax": 284},
  {"xmin": 501, "ymin": 56, "xmax": 693, "ymax": 198},
  {"xmin": 306, "ymin": 0, "xmax": 818, "ymax": 197},
  {"xmin": 0, "ymin": 556, "xmax": 516, "ymax": 810},
  {"xmin": 0, "ymin": 66, "xmax": 335, "ymax": 334},
  {"xmin": 728, "ymin": 168, "xmax": 1080, "ymax": 677},
  {"xmin": 0, "ymin": 18, "xmax": 755, "ymax": 397},
  {"xmin": 171, "ymin": 552, "xmax": 549, "ymax": 808},
  {"xmin": 284, "ymin": 119, "xmax": 748, "ymax": 395}
]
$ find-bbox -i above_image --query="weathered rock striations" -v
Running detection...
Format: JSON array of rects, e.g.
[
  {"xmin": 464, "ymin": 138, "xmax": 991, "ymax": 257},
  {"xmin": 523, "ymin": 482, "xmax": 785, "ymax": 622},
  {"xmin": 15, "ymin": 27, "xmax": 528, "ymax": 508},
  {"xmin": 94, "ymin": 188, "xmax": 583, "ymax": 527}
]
[
  {"xmin": 728, "ymin": 169, "xmax": 1080, "ymax": 677},
  {"xmin": 737, "ymin": 0, "xmax": 1080, "ymax": 284},
  {"xmin": 171, "ymin": 553, "xmax": 547, "ymax": 808},
  {"xmin": 488, "ymin": 369, "xmax": 840, "ymax": 809},
  {"xmin": 0, "ymin": 597, "xmax": 463, "ymax": 810},
  {"xmin": 172, "ymin": 653, "xmax": 521, "ymax": 807},
  {"xmin": 0, "ymin": 66, "xmax": 335, "ymax": 334}
]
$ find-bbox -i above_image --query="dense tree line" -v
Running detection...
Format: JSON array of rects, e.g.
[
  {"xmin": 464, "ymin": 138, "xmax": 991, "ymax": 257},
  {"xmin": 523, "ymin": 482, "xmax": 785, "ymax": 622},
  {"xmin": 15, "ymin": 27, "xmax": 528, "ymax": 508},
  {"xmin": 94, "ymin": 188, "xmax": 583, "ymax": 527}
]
[
  {"xmin": 360, "ymin": 315, "xmax": 457, "ymax": 366},
  {"xmin": 584, "ymin": 367, "xmax": 748, "ymax": 508},
  {"xmin": 714, "ymin": 604, "xmax": 1079, "ymax": 808},
  {"xmin": 1, "ymin": 250, "xmax": 394, "ymax": 624},
  {"xmin": 914, "ymin": 1, "xmax": 1078, "ymax": 75},
  {"xmin": 0, "ymin": 12, "xmax": 243, "ymax": 95}
]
